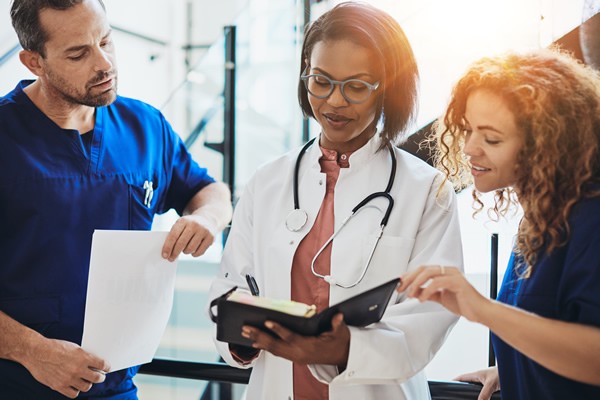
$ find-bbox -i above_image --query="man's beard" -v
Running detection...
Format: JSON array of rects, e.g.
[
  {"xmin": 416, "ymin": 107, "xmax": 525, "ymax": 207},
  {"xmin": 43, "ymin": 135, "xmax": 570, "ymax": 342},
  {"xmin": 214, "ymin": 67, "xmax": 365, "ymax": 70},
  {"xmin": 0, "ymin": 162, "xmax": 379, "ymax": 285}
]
[{"xmin": 47, "ymin": 69, "xmax": 118, "ymax": 107}]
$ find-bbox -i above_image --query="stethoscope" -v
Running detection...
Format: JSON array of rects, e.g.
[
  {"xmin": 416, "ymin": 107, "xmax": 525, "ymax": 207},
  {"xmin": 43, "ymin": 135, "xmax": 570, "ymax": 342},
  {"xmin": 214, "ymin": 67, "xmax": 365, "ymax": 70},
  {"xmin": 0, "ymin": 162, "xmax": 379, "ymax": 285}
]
[{"xmin": 285, "ymin": 137, "xmax": 396, "ymax": 288}]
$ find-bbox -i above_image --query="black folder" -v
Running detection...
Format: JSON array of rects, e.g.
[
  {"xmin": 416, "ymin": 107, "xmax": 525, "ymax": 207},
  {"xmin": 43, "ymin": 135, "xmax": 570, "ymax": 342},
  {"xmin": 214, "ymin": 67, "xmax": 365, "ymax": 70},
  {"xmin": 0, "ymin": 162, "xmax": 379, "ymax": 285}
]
[{"xmin": 209, "ymin": 277, "xmax": 400, "ymax": 347}]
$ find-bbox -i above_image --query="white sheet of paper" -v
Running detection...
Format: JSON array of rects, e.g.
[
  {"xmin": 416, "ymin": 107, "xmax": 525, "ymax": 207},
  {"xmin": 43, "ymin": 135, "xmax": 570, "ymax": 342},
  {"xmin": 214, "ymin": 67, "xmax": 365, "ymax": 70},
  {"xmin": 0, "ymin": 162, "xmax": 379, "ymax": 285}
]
[{"xmin": 81, "ymin": 230, "xmax": 177, "ymax": 372}]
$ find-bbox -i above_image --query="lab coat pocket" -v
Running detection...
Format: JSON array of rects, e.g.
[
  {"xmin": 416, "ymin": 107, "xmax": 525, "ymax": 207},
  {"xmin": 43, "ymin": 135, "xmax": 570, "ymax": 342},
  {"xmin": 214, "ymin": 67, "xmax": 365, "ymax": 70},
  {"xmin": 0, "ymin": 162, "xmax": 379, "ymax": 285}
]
[
  {"xmin": 128, "ymin": 178, "xmax": 159, "ymax": 230},
  {"xmin": 0, "ymin": 296, "xmax": 60, "ymax": 335},
  {"xmin": 361, "ymin": 235, "xmax": 416, "ymax": 283}
]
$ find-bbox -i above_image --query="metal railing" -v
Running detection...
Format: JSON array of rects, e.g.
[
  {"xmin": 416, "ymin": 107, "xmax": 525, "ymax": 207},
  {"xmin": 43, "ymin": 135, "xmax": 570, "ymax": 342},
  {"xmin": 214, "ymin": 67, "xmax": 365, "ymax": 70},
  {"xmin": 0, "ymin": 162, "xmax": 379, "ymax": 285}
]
[
  {"xmin": 139, "ymin": 359, "xmax": 250, "ymax": 384},
  {"xmin": 138, "ymin": 358, "xmax": 501, "ymax": 399}
]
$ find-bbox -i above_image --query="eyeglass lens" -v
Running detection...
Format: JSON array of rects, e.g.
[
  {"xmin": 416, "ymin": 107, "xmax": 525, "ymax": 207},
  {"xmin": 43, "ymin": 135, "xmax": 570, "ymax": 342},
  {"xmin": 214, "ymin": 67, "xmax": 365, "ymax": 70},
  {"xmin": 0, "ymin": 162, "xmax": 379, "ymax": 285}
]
[{"xmin": 304, "ymin": 75, "xmax": 374, "ymax": 103}]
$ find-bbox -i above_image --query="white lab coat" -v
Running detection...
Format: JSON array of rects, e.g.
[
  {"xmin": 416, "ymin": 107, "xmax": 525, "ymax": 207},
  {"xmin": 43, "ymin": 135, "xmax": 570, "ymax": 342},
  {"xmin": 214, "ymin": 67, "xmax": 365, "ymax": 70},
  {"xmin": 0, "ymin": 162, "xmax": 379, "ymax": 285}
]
[{"xmin": 209, "ymin": 135, "xmax": 463, "ymax": 400}]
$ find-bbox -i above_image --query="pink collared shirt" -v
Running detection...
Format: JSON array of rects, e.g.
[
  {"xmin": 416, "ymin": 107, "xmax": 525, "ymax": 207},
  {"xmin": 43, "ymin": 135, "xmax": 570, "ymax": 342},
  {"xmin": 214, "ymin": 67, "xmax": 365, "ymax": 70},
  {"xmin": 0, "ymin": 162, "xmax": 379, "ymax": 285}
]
[{"xmin": 290, "ymin": 146, "xmax": 351, "ymax": 400}]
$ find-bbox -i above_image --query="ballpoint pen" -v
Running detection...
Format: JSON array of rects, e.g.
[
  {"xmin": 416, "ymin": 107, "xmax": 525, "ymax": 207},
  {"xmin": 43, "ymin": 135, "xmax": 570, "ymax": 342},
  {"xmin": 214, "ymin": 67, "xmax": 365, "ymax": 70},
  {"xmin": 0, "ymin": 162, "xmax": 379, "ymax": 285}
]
[{"xmin": 245, "ymin": 274, "xmax": 260, "ymax": 296}]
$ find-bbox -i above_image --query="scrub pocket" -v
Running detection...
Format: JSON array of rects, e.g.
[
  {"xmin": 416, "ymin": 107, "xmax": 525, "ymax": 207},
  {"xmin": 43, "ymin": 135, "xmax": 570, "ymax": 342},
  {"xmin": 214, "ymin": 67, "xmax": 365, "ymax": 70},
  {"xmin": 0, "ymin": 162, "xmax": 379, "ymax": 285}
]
[{"xmin": 127, "ymin": 178, "xmax": 159, "ymax": 230}]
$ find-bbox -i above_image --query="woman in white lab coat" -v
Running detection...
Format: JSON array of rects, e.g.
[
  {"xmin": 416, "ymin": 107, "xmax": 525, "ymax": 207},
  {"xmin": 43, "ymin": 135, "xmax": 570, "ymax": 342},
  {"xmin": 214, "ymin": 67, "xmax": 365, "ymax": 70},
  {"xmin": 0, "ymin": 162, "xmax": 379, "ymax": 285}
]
[{"xmin": 209, "ymin": 2, "xmax": 463, "ymax": 399}]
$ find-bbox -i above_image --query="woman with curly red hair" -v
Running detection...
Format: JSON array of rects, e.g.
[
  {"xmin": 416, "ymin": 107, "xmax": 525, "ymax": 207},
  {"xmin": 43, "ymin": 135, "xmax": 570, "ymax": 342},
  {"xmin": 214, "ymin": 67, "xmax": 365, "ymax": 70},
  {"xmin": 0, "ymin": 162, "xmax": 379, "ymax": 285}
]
[{"xmin": 400, "ymin": 47, "xmax": 600, "ymax": 399}]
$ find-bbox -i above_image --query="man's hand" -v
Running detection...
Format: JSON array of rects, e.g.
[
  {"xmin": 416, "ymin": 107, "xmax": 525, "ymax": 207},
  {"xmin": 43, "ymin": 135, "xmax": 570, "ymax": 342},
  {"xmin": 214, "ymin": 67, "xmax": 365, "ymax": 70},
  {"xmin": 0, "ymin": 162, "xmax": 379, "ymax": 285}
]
[
  {"xmin": 162, "ymin": 182, "xmax": 233, "ymax": 262},
  {"xmin": 162, "ymin": 214, "xmax": 217, "ymax": 261},
  {"xmin": 241, "ymin": 313, "xmax": 350, "ymax": 368},
  {"xmin": 21, "ymin": 337, "xmax": 110, "ymax": 399}
]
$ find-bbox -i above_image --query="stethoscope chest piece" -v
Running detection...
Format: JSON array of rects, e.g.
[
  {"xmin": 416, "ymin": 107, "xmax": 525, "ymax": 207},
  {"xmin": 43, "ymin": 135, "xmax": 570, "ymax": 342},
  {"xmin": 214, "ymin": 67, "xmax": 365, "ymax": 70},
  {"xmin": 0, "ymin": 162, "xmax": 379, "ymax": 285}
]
[{"xmin": 285, "ymin": 208, "xmax": 308, "ymax": 232}]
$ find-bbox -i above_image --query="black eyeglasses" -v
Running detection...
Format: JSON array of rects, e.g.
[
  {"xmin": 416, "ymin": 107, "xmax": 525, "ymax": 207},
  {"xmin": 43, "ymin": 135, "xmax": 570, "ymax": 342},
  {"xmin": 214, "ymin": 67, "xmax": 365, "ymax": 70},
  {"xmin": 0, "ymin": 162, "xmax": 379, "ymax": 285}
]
[{"xmin": 300, "ymin": 67, "xmax": 380, "ymax": 104}]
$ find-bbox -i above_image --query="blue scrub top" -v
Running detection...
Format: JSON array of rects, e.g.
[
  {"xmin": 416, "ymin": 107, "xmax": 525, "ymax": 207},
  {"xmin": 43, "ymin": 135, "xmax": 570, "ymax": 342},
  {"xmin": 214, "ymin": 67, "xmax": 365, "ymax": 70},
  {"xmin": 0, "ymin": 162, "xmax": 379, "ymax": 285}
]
[
  {"xmin": 0, "ymin": 81, "xmax": 215, "ymax": 399},
  {"xmin": 492, "ymin": 193, "xmax": 600, "ymax": 399}
]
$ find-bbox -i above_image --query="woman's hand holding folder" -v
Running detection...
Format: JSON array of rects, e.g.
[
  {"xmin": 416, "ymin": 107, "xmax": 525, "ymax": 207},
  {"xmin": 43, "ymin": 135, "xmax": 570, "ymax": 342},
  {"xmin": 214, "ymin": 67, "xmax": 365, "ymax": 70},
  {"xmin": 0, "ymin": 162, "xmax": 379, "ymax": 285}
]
[{"xmin": 241, "ymin": 313, "xmax": 350, "ymax": 369}]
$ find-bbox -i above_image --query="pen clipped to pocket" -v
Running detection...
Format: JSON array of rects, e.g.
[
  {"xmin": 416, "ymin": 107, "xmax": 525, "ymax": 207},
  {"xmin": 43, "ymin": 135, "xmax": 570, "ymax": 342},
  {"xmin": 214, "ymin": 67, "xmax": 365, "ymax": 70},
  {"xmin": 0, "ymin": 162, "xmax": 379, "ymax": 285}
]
[{"xmin": 245, "ymin": 274, "xmax": 260, "ymax": 296}]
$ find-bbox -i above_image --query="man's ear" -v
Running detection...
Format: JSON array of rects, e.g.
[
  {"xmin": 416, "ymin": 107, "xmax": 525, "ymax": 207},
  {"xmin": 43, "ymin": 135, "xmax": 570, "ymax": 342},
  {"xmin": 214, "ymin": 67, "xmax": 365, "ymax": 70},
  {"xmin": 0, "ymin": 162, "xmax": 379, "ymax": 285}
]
[{"xmin": 19, "ymin": 49, "xmax": 44, "ymax": 77}]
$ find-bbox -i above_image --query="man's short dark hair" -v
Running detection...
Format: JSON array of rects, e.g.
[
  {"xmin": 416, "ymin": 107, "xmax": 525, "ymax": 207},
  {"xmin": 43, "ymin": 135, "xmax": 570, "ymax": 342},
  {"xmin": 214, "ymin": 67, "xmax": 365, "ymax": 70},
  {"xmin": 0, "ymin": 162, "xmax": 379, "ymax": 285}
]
[{"xmin": 10, "ymin": 0, "xmax": 105, "ymax": 56}]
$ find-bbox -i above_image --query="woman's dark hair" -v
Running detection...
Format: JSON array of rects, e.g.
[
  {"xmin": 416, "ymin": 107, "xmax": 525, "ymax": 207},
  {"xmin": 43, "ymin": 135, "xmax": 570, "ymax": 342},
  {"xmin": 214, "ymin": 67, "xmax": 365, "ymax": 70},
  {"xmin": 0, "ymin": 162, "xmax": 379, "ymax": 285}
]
[
  {"xmin": 298, "ymin": 1, "xmax": 419, "ymax": 147},
  {"xmin": 10, "ymin": 0, "xmax": 105, "ymax": 57}
]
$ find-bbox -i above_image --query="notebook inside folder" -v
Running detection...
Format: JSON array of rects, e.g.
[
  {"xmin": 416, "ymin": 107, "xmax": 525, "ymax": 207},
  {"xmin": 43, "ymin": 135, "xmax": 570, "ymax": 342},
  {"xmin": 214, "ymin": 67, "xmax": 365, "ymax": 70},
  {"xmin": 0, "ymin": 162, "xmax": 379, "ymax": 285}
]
[
  {"xmin": 209, "ymin": 277, "xmax": 401, "ymax": 347},
  {"xmin": 227, "ymin": 291, "xmax": 318, "ymax": 317}
]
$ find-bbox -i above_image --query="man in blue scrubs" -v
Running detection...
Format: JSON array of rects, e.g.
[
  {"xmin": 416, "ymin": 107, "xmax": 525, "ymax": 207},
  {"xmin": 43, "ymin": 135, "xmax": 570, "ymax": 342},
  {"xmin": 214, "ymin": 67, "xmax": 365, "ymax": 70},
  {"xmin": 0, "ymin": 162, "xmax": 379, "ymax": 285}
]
[{"xmin": 0, "ymin": 0, "xmax": 233, "ymax": 398}]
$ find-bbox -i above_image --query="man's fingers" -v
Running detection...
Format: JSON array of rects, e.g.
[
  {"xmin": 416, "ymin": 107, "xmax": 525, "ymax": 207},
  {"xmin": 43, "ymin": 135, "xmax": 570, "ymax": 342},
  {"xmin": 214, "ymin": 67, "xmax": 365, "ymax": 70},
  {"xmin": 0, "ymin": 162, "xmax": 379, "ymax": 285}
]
[
  {"xmin": 59, "ymin": 363, "xmax": 105, "ymax": 394},
  {"xmin": 164, "ymin": 218, "xmax": 216, "ymax": 260},
  {"xmin": 170, "ymin": 227, "xmax": 194, "ymax": 260},
  {"xmin": 83, "ymin": 368, "xmax": 107, "ymax": 384},
  {"xmin": 191, "ymin": 234, "xmax": 214, "ymax": 257},
  {"xmin": 162, "ymin": 222, "xmax": 184, "ymax": 259},
  {"xmin": 61, "ymin": 386, "xmax": 80, "ymax": 399},
  {"xmin": 72, "ymin": 379, "xmax": 93, "ymax": 393},
  {"xmin": 180, "ymin": 234, "xmax": 199, "ymax": 254}
]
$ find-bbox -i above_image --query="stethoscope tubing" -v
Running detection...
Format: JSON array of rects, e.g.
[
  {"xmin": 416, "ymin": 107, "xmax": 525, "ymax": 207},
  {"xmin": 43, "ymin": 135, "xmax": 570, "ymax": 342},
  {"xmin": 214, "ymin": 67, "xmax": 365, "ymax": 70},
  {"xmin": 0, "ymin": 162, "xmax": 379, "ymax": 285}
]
[{"xmin": 292, "ymin": 137, "xmax": 318, "ymax": 211}]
